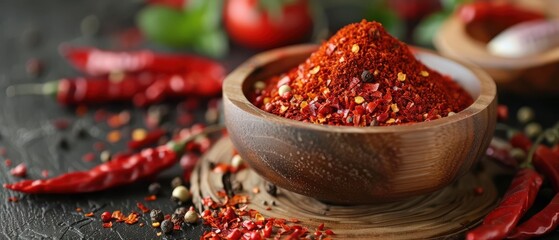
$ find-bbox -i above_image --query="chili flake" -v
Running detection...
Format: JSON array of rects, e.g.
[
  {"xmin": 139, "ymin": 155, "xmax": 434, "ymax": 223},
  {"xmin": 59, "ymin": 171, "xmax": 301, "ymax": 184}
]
[
  {"xmin": 102, "ymin": 222, "xmax": 113, "ymax": 228},
  {"xmin": 107, "ymin": 130, "xmax": 122, "ymax": 143},
  {"xmin": 8, "ymin": 196, "xmax": 19, "ymax": 202},
  {"xmin": 132, "ymin": 128, "xmax": 147, "ymax": 141},
  {"xmin": 84, "ymin": 212, "xmax": 95, "ymax": 217},
  {"xmin": 137, "ymin": 202, "xmax": 150, "ymax": 213},
  {"xmin": 10, "ymin": 163, "xmax": 27, "ymax": 177},
  {"xmin": 253, "ymin": 21, "xmax": 473, "ymax": 126}
]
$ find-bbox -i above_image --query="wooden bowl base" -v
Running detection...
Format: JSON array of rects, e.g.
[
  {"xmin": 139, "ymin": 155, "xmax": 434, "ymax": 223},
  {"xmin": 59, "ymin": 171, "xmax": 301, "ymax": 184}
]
[{"xmin": 192, "ymin": 137, "xmax": 500, "ymax": 239}]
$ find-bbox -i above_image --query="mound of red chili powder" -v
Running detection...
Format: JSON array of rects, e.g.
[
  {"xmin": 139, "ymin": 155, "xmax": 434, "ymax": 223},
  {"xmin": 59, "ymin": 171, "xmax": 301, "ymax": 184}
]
[{"xmin": 252, "ymin": 20, "xmax": 473, "ymax": 126}]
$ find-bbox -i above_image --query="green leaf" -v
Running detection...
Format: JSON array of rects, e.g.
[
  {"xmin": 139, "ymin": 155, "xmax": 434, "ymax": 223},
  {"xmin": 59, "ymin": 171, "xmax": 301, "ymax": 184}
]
[
  {"xmin": 137, "ymin": 6, "xmax": 195, "ymax": 47},
  {"xmin": 193, "ymin": 29, "xmax": 229, "ymax": 58},
  {"xmin": 364, "ymin": 1, "xmax": 404, "ymax": 39},
  {"xmin": 441, "ymin": 0, "xmax": 473, "ymax": 12},
  {"xmin": 413, "ymin": 12, "xmax": 450, "ymax": 47}
]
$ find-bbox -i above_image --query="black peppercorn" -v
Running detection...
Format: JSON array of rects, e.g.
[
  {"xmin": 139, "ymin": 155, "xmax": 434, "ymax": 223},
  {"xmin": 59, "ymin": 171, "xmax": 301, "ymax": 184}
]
[
  {"xmin": 361, "ymin": 70, "xmax": 374, "ymax": 83},
  {"xmin": 265, "ymin": 182, "xmax": 277, "ymax": 197},
  {"xmin": 148, "ymin": 182, "xmax": 161, "ymax": 195},
  {"xmin": 171, "ymin": 177, "xmax": 183, "ymax": 188},
  {"xmin": 171, "ymin": 213, "xmax": 183, "ymax": 226},
  {"xmin": 160, "ymin": 220, "xmax": 173, "ymax": 234},
  {"xmin": 174, "ymin": 207, "xmax": 187, "ymax": 216},
  {"xmin": 150, "ymin": 209, "xmax": 164, "ymax": 223}
]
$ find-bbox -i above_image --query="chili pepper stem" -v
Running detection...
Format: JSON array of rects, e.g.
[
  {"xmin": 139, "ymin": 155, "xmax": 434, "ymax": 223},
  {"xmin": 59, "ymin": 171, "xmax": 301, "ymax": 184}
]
[
  {"xmin": 522, "ymin": 122, "xmax": 559, "ymax": 168},
  {"xmin": 6, "ymin": 81, "xmax": 59, "ymax": 97},
  {"xmin": 167, "ymin": 124, "xmax": 225, "ymax": 154}
]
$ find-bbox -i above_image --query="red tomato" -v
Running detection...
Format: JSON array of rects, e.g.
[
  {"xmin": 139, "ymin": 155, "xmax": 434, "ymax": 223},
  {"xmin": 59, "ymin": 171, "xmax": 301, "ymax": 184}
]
[{"xmin": 224, "ymin": 0, "xmax": 313, "ymax": 50}]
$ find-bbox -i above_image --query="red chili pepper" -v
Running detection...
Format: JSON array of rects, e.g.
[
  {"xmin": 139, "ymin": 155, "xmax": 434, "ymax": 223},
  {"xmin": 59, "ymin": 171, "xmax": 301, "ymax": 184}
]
[
  {"xmin": 465, "ymin": 168, "xmax": 543, "ymax": 240},
  {"xmin": 61, "ymin": 46, "xmax": 224, "ymax": 76},
  {"xmin": 3, "ymin": 146, "xmax": 176, "ymax": 194},
  {"xmin": 127, "ymin": 129, "xmax": 167, "ymax": 150},
  {"xmin": 508, "ymin": 194, "xmax": 559, "ymax": 240},
  {"xmin": 510, "ymin": 132, "xmax": 532, "ymax": 152},
  {"xmin": 507, "ymin": 146, "xmax": 559, "ymax": 239},
  {"xmin": 552, "ymin": 144, "xmax": 559, "ymax": 156},
  {"xmin": 486, "ymin": 145, "xmax": 518, "ymax": 168},
  {"xmin": 533, "ymin": 146, "xmax": 559, "ymax": 191},
  {"xmin": 7, "ymin": 72, "xmax": 222, "ymax": 107},
  {"xmin": 3, "ymin": 125, "xmax": 224, "ymax": 194},
  {"xmin": 457, "ymin": 2, "xmax": 545, "ymax": 25}
]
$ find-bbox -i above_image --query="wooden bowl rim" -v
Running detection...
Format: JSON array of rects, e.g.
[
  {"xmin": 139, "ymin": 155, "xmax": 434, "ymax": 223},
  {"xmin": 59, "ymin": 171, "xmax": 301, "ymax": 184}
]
[
  {"xmin": 434, "ymin": 15, "xmax": 559, "ymax": 69},
  {"xmin": 223, "ymin": 44, "xmax": 496, "ymax": 134}
]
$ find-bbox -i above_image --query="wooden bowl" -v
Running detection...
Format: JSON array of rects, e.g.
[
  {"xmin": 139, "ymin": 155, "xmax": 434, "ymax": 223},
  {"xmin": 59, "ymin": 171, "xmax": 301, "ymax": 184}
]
[
  {"xmin": 223, "ymin": 44, "xmax": 497, "ymax": 204},
  {"xmin": 434, "ymin": 11, "xmax": 559, "ymax": 95}
]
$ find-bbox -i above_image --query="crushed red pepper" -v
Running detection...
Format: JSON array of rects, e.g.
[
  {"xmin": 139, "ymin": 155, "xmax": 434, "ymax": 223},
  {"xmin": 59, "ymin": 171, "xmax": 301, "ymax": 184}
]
[
  {"xmin": 200, "ymin": 191, "xmax": 335, "ymax": 239},
  {"xmin": 253, "ymin": 20, "xmax": 473, "ymax": 126}
]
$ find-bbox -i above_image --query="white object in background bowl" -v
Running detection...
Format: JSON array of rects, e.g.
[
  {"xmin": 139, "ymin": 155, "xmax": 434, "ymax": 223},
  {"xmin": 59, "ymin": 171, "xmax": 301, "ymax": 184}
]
[{"xmin": 488, "ymin": 19, "xmax": 559, "ymax": 58}]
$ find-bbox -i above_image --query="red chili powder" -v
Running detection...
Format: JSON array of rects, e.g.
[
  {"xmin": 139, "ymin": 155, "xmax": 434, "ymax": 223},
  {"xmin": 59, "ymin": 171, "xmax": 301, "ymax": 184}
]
[{"xmin": 252, "ymin": 20, "xmax": 473, "ymax": 126}]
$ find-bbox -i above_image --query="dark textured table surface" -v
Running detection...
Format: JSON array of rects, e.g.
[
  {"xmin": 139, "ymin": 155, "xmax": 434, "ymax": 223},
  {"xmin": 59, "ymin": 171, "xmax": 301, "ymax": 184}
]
[{"xmin": 1, "ymin": 1, "xmax": 559, "ymax": 240}]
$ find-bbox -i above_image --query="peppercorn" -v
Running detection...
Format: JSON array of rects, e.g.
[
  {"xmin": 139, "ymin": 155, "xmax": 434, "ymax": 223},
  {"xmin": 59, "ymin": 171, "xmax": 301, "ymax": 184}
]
[
  {"xmin": 171, "ymin": 186, "xmax": 191, "ymax": 203},
  {"xmin": 517, "ymin": 106, "xmax": 535, "ymax": 124},
  {"xmin": 148, "ymin": 182, "xmax": 161, "ymax": 195},
  {"xmin": 58, "ymin": 138, "xmax": 69, "ymax": 150},
  {"xmin": 174, "ymin": 207, "xmax": 187, "ymax": 216},
  {"xmin": 150, "ymin": 209, "xmax": 164, "ymax": 223},
  {"xmin": 361, "ymin": 70, "xmax": 374, "ymax": 83},
  {"xmin": 101, "ymin": 211, "xmax": 112, "ymax": 222},
  {"xmin": 525, "ymin": 122, "xmax": 542, "ymax": 138},
  {"xmin": 171, "ymin": 177, "xmax": 183, "ymax": 188},
  {"xmin": 160, "ymin": 220, "xmax": 173, "ymax": 234},
  {"xmin": 100, "ymin": 150, "xmax": 111, "ymax": 163},
  {"xmin": 265, "ymin": 182, "xmax": 277, "ymax": 197},
  {"xmin": 184, "ymin": 207, "xmax": 198, "ymax": 224},
  {"xmin": 171, "ymin": 213, "xmax": 183, "ymax": 226},
  {"xmin": 231, "ymin": 154, "xmax": 243, "ymax": 169}
]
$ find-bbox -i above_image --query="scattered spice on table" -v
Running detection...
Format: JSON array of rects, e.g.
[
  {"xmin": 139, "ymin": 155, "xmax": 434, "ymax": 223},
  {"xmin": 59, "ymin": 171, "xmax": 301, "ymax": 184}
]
[
  {"xmin": 128, "ymin": 128, "xmax": 166, "ymax": 150},
  {"xmin": 82, "ymin": 152, "xmax": 96, "ymax": 162},
  {"xmin": 10, "ymin": 163, "xmax": 27, "ymax": 177},
  {"xmin": 252, "ymin": 20, "xmax": 473, "ymax": 126},
  {"xmin": 200, "ymin": 190, "xmax": 336, "ymax": 239},
  {"xmin": 3, "ymin": 125, "xmax": 223, "ymax": 194},
  {"xmin": 101, "ymin": 211, "xmax": 112, "ymax": 222},
  {"xmin": 136, "ymin": 202, "xmax": 150, "ymax": 213},
  {"xmin": 8, "ymin": 196, "xmax": 19, "ymax": 202}
]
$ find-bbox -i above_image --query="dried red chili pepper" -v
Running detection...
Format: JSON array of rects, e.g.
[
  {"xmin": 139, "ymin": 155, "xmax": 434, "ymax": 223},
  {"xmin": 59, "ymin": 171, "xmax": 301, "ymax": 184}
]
[
  {"xmin": 465, "ymin": 168, "xmax": 543, "ymax": 240},
  {"xmin": 254, "ymin": 20, "xmax": 472, "ymax": 126},
  {"xmin": 61, "ymin": 46, "xmax": 224, "ymax": 77},
  {"xmin": 509, "ymin": 132, "xmax": 532, "ymax": 152},
  {"xmin": 533, "ymin": 146, "xmax": 559, "ymax": 191},
  {"xmin": 3, "ymin": 125, "xmax": 223, "ymax": 194},
  {"xmin": 7, "ymin": 72, "xmax": 222, "ymax": 107},
  {"xmin": 507, "ymin": 146, "xmax": 559, "ymax": 239},
  {"xmin": 128, "ymin": 129, "xmax": 167, "ymax": 150},
  {"xmin": 3, "ymin": 146, "xmax": 176, "ymax": 194},
  {"xmin": 457, "ymin": 2, "xmax": 545, "ymax": 26}
]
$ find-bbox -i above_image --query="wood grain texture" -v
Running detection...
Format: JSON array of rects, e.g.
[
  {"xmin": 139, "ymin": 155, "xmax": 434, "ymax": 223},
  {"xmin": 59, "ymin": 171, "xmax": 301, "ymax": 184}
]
[
  {"xmin": 192, "ymin": 138, "xmax": 500, "ymax": 240},
  {"xmin": 222, "ymin": 45, "xmax": 497, "ymax": 204}
]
